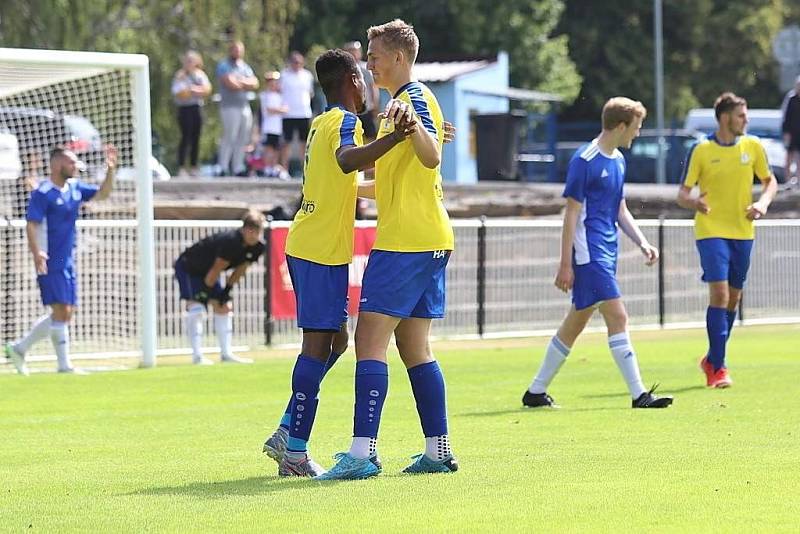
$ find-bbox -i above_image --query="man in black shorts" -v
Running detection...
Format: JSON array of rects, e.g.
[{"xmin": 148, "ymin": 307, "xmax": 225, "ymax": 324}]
[
  {"xmin": 174, "ymin": 209, "xmax": 266, "ymax": 365},
  {"xmin": 280, "ymin": 51, "xmax": 315, "ymax": 174},
  {"xmin": 781, "ymin": 75, "xmax": 800, "ymax": 182}
]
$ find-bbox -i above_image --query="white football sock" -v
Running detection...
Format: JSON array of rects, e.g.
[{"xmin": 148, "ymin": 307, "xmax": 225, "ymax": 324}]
[
  {"xmin": 425, "ymin": 435, "xmax": 451, "ymax": 461},
  {"xmin": 214, "ymin": 312, "xmax": 233, "ymax": 357},
  {"xmin": 14, "ymin": 314, "xmax": 52, "ymax": 355},
  {"xmin": 528, "ymin": 335, "xmax": 571, "ymax": 394},
  {"xmin": 608, "ymin": 332, "xmax": 647, "ymax": 399},
  {"xmin": 50, "ymin": 321, "xmax": 71, "ymax": 371},
  {"xmin": 185, "ymin": 304, "xmax": 205, "ymax": 359},
  {"xmin": 349, "ymin": 437, "xmax": 377, "ymax": 459}
]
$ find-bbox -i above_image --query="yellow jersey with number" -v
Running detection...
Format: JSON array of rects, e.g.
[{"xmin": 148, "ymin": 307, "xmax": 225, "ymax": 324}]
[
  {"xmin": 682, "ymin": 134, "xmax": 771, "ymax": 240},
  {"xmin": 285, "ymin": 106, "xmax": 363, "ymax": 265},
  {"xmin": 373, "ymin": 81, "xmax": 454, "ymax": 252}
]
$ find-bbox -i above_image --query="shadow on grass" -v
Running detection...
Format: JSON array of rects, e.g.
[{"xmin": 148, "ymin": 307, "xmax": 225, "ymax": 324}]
[
  {"xmin": 581, "ymin": 384, "xmax": 706, "ymax": 399},
  {"xmin": 458, "ymin": 406, "xmax": 625, "ymax": 417},
  {"xmin": 130, "ymin": 473, "xmax": 403, "ymax": 497}
]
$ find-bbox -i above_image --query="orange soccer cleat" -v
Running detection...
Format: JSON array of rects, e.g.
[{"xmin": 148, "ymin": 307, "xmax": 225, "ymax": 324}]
[
  {"xmin": 709, "ymin": 367, "xmax": 733, "ymax": 389},
  {"xmin": 699, "ymin": 356, "xmax": 714, "ymax": 387}
]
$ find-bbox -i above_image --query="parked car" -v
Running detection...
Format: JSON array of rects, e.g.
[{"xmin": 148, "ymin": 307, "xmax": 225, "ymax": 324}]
[
  {"xmin": 548, "ymin": 129, "xmax": 704, "ymax": 184},
  {"xmin": 115, "ymin": 156, "xmax": 172, "ymax": 182},
  {"xmin": 683, "ymin": 108, "xmax": 785, "ymax": 182},
  {"xmin": 0, "ymin": 106, "xmax": 105, "ymax": 177},
  {"xmin": 620, "ymin": 129, "xmax": 705, "ymax": 183},
  {"xmin": 0, "ymin": 128, "xmax": 22, "ymax": 180}
]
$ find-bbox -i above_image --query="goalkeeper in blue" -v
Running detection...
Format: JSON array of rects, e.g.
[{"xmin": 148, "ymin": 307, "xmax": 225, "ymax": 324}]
[
  {"xmin": 173, "ymin": 209, "xmax": 265, "ymax": 365},
  {"xmin": 521, "ymin": 97, "xmax": 673, "ymax": 409},
  {"xmin": 4, "ymin": 145, "xmax": 116, "ymax": 375}
]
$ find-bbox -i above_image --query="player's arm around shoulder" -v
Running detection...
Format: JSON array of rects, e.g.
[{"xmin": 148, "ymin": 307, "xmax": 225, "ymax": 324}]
[
  {"xmin": 618, "ymin": 199, "xmax": 658, "ymax": 266},
  {"xmin": 336, "ymin": 106, "xmax": 416, "ymax": 173}
]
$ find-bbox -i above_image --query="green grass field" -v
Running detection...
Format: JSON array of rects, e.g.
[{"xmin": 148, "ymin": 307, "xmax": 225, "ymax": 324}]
[{"xmin": 2, "ymin": 324, "xmax": 799, "ymax": 532}]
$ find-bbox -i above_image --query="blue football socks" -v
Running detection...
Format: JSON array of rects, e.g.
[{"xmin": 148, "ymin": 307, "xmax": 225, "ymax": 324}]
[
  {"xmin": 286, "ymin": 355, "xmax": 326, "ymax": 453},
  {"xmin": 407, "ymin": 361, "xmax": 449, "ymax": 437},
  {"xmin": 279, "ymin": 349, "xmax": 342, "ymax": 432},
  {"xmin": 706, "ymin": 307, "xmax": 729, "ymax": 371},
  {"xmin": 353, "ymin": 360, "xmax": 389, "ymax": 439}
]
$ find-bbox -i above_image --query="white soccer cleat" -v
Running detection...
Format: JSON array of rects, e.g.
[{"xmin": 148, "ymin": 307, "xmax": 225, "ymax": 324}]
[
  {"xmin": 4, "ymin": 342, "xmax": 30, "ymax": 376},
  {"xmin": 192, "ymin": 355, "xmax": 215, "ymax": 366},
  {"xmin": 221, "ymin": 354, "xmax": 253, "ymax": 364}
]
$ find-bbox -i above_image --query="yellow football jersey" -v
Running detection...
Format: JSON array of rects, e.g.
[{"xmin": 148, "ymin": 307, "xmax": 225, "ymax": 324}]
[
  {"xmin": 285, "ymin": 106, "xmax": 363, "ymax": 265},
  {"xmin": 373, "ymin": 81, "xmax": 454, "ymax": 252},
  {"xmin": 682, "ymin": 134, "xmax": 771, "ymax": 240}
]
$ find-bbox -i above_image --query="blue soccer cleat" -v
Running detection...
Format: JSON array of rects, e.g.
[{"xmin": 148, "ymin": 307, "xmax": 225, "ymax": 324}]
[
  {"xmin": 402, "ymin": 453, "xmax": 459, "ymax": 474},
  {"xmin": 313, "ymin": 452, "xmax": 381, "ymax": 481}
]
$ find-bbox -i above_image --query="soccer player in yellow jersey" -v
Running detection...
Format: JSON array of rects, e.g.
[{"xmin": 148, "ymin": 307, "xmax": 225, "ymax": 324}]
[
  {"xmin": 317, "ymin": 19, "xmax": 458, "ymax": 481},
  {"xmin": 678, "ymin": 92, "xmax": 777, "ymax": 388},
  {"xmin": 261, "ymin": 49, "xmax": 417, "ymax": 477}
]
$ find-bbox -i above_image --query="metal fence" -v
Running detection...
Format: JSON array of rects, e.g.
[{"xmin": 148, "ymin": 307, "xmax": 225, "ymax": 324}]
[{"xmin": 2, "ymin": 218, "xmax": 798, "ymax": 360}]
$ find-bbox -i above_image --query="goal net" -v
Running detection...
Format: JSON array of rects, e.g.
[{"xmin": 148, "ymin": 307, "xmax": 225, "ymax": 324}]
[{"xmin": 0, "ymin": 48, "xmax": 156, "ymax": 367}]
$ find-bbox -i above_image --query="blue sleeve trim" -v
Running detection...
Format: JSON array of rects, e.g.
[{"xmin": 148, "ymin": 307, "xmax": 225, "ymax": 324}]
[
  {"xmin": 338, "ymin": 111, "xmax": 357, "ymax": 148},
  {"xmin": 405, "ymin": 83, "xmax": 437, "ymax": 136}
]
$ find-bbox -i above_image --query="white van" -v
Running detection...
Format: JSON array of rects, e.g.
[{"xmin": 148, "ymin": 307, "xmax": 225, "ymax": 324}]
[
  {"xmin": 683, "ymin": 108, "xmax": 785, "ymax": 181},
  {"xmin": 0, "ymin": 128, "xmax": 22, "ymax": 180}
]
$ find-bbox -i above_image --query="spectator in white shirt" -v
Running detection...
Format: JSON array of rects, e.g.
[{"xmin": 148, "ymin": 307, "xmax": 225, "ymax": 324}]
[
  {"xmin": 258, "ymin": 71, "xmax": 289, "ymax": 178},
  {"xmin": 279, "ymin": 51, "xmax": 315, "ymax": 174}
]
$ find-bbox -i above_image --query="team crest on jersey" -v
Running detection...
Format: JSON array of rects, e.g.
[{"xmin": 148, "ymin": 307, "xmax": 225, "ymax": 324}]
[{"xmin": 741, "ymin": 152, "xmax": 750, "ymax": 164}]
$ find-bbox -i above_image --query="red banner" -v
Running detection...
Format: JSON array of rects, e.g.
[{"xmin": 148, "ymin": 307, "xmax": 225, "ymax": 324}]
[{"xmin": 269, "ymin": 227, "xmax": 376, "ymax": 319}]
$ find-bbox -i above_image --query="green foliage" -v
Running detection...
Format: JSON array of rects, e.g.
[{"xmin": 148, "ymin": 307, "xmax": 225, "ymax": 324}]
[
  {"xmin": 291, "ymin": 0, "xmax": 582, "ymax": 105},
  {"xmin": 559, "ymin": 0, "xmax": 786, "ymax": 122},
  {"xmin": 0, "ymin": 0, "xmax": 300, "ymax": 170},
  {"xmin": 1, "ymin": 325, "xmax": 799, "ymax": 530}
]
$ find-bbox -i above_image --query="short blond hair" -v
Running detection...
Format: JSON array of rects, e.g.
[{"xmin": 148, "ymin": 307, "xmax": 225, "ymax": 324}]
[
  {"xmin": 242, "ymin": 208, "xmax": 265, "ymax": 230},
  {"xmin": 601, "ymin": 97, "xmax": 647, "ymax": 130},
  {"xmin": 367, "ymin": 19, "xmax": 420, "ymax": 64}
]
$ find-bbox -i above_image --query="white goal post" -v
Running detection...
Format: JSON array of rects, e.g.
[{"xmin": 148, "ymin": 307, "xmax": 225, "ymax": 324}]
[{"xmin": 0, "ymin": 48, "xmax": 156, "ymax": 367}]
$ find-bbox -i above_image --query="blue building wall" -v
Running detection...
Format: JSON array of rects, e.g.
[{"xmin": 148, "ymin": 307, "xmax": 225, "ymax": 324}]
[{"xmin": 378, "ymin": 52, "xmax": 511, "ymax": 183}]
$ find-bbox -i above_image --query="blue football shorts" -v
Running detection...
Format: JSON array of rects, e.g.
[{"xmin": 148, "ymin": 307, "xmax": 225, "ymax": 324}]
[
  {"xmin": 174, "ymin": 258, "xmax": 224, "ymax": 302},
  {"xmin": 38, "ymin": 264, "xmax": 78, "ymax": 306},
  {"xmin": 696, "ymin": 238, "xmax": 754, "ymax": 289},
  {"xmin": 359, "ymin": 250, "xmax": 450, "ymax": 319},
  {"xmin": 571, "ymin": 261, "xmax": 621, "ymax": 310},
  {"xmin": 286, "ymin": 255, "xmax": 349, "ymax": 331}
]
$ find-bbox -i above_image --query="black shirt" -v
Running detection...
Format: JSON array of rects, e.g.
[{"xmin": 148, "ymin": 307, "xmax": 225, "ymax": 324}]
[
  {"xmin": 782, "ymin": 92, "xmax": 800, "ymax": 138},
  {"xmin": 178, "ymin": 229, "xmax": 265, "ymax": 276}
]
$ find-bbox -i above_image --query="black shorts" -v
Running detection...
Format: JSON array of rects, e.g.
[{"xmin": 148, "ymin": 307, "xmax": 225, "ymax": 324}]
[
  {"xmin": 262, "ymin": 133, "xmax": 281, "ymax": 149},
  {"xmin": 283, "ymin": 118, "xmax": 311, "ymax": 142},
  {"xmin": 358, "ymin": 112, "xmax": 377, "ymax": 139}
]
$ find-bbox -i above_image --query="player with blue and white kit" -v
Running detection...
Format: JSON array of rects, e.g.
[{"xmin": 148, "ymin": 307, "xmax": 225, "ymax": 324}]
[
  {"xmin": 521, "ymin": 97, "xmax": 673, "ymax": 409},
  {"xmin": 4, "ymin": 145, "xmax": 117, "ymax": 375}
]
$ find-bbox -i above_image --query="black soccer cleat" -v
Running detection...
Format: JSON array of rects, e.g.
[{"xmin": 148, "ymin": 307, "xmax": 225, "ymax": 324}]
[
  {"xmin": 522, "ymin": 390, "xmax": 558, "ymax": 408},
  {"xmin": 632, "ymin": 384, "xmax": 674, "ymax": 409}
]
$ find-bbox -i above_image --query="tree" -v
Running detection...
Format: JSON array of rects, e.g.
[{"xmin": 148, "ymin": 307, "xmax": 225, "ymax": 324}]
[
  {"xmin": 558, "ymin": 0, "xmax": 785, "ymax": 122},
  {"xmin": 0, "ymin": 0, "xmax": 300, "ymax": 170},
  {"xmin": 290, "ymin": 0, "xmax": 581, "ymax": 104}
]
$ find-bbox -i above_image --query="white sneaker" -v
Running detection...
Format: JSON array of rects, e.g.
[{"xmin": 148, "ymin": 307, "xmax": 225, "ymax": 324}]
[
  {"xmin": 4, "ymin": 342, "xmax": 29, "ymax": 376},
  {"xmin": 221, "ymin": 354, "xmax": 253, "ymax": 364},
  {"xmin": 192, "ymin": 356, "xmax": 215, "ymax": 366}
]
